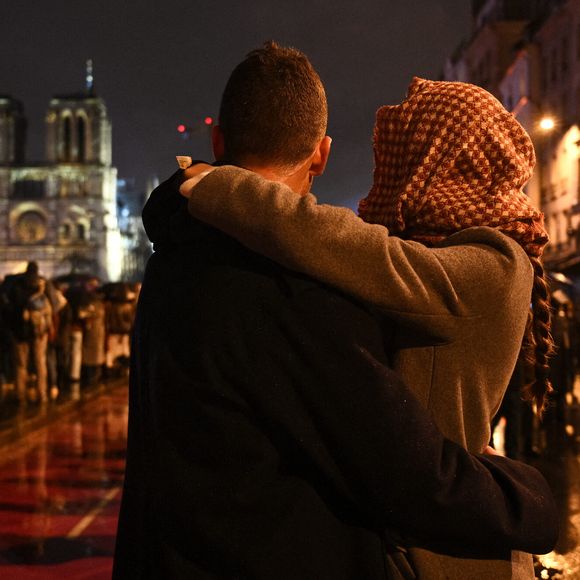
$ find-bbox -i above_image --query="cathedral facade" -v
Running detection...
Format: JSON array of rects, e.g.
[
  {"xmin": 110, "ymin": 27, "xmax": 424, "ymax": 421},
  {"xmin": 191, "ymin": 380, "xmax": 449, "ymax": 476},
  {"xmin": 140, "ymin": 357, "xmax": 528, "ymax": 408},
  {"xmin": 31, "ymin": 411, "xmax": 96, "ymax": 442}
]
[{"xmin": 0, "ymin": 68, "xmax": 122, "ymax": 281}]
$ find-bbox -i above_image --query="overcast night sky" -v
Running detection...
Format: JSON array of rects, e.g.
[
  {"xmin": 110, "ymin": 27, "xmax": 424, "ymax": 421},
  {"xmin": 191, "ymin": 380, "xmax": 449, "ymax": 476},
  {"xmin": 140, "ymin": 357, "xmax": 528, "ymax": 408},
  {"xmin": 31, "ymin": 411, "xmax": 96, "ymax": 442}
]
[{"xmin": 2, "ymin": 1, "xmax": 472, "ymax": 208}]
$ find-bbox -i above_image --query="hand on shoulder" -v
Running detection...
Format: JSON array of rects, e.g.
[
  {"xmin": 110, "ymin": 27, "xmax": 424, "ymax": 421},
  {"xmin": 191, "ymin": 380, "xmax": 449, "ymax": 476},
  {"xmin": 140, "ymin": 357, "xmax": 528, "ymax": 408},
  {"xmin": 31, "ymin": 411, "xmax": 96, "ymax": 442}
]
[{"xmin": 177, "ymin": 158, "xmax": 216, "ymax": 198}]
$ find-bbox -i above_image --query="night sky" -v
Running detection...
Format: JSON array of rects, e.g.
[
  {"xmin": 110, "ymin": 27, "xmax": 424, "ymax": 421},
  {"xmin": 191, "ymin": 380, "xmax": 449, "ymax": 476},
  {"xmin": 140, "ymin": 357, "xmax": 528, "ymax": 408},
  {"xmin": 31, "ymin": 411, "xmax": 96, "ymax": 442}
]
[{"xmin": 3, "ymin": 1, "xmax": 471, "ymax": 208}]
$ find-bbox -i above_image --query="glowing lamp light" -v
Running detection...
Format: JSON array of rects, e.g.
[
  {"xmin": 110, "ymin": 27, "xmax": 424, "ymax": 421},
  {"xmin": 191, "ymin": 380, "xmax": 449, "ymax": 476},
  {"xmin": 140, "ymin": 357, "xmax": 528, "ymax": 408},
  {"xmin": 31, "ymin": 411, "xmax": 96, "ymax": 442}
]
[
  {"xmin": 539, "ymin": 117, "xmax": 555, "ymax": 132},
  {"xmin": 204, "ymin": 117, "xmax": 213, "ymax": 126},
  {"xmin": 177, "ymin": 124, "xmax": 187, "ymax": 133}
]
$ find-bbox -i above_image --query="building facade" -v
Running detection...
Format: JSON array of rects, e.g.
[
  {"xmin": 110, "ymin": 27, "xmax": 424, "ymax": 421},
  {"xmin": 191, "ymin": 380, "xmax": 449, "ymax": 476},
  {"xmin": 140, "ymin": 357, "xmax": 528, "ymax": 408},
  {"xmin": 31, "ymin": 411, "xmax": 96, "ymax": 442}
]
[
  {"xmin": 533, "ymin": 0, "xmax": 580, "ymax": 271},
  {"xmin": 444, "ymin": 0, "xmax": 580, "ymax": 277},
  {"xmin": 0, "ymin": 68, "xmax": 122, "ymax": 281}
]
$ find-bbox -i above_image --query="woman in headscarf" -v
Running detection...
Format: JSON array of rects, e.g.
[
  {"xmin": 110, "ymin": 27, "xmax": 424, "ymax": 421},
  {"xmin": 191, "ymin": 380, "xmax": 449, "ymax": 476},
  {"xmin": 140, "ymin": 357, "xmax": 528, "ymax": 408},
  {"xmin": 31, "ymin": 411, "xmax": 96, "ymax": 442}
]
[{"xmin": 182, "ymin": 78, "xmax": 553, "ymax": 579}]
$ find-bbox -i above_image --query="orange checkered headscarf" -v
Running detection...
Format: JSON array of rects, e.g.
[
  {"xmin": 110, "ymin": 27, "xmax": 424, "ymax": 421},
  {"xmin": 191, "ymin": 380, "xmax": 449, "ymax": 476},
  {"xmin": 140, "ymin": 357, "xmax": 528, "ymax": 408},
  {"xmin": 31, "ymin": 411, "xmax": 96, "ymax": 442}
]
[{"xmin": 358, "ymin": 77, "xmax": 549, "ymax": 257}]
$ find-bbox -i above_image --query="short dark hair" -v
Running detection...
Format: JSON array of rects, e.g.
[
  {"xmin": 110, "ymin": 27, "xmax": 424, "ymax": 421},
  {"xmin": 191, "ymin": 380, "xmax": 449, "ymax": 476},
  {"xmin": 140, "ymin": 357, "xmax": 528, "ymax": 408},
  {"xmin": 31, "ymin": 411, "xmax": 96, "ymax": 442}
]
[{"xmin": 219, "ymin": 41, "xmax": 328, "ymax": 168}]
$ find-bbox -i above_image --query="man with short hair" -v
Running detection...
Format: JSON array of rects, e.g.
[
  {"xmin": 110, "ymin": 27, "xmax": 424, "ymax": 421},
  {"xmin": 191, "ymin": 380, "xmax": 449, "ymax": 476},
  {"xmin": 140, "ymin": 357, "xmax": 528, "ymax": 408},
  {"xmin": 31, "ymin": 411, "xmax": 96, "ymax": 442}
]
[{"xmin": 113, "ymin": 42, "xmax": 557, "ymax": 579}]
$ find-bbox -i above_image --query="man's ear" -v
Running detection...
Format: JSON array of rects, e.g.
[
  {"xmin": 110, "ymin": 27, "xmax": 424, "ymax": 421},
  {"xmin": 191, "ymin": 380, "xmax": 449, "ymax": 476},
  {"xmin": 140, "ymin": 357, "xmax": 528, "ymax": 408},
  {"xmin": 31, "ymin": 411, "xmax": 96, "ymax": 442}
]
[
  {"xmin": 308, "ymin": 136, "xmax": 332, "ymax": 177},
  {"xmin": 212, "ymin": 125, "xmax": 225, "ymax": 161}
]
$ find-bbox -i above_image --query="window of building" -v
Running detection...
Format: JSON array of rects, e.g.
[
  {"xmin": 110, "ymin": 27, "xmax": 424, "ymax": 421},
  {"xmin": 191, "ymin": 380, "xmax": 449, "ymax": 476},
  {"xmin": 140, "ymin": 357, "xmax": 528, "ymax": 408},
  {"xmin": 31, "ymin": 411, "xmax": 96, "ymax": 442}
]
[
  {"xmin": 59, "ymin": 179, "xmax": 88, "ymax": 197},
  {"xmin": 60, "ymin": 222, "xmax": 71, "ymax": 240},
  {"xmin": 59, "ymin": 180, "xmax": 68, "ymax": 197},
  {"xmin": 63, "ymin": 115, "xmax": 72, "ymax": 162},
  {"xmin": 77, "ymin": 222, "xmax": 87, "ymax": 240},
  {"xmin": 77, "ymin": 115, "xmax": 86, "ymax": 162},
  {"xmin": 559, "ymin": 212, "xmax": 567, "ymax": 245},
  {"xmin": 12, "ymin": 180, "xmax": 45, "ymax": 199}
]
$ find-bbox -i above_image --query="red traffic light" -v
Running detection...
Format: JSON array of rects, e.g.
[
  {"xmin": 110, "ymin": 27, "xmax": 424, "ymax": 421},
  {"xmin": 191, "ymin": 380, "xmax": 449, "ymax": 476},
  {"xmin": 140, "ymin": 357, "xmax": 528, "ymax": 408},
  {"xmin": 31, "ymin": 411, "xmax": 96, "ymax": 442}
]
[
  {"xmin": 204, "ymin": 117, "xmax": 213, "ymax": 126},
  {"xmin": 177, "ymin": 124, "xmax": 187, "ymax": 133}
]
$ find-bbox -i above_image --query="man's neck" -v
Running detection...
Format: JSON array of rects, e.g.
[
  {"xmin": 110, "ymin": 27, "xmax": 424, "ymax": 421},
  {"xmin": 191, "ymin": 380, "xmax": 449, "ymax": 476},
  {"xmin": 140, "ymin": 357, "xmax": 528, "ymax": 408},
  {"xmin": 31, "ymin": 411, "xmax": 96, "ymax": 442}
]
[{"xmin": 242, "ymin": 159, "xmax": 312, "ymax": 195}]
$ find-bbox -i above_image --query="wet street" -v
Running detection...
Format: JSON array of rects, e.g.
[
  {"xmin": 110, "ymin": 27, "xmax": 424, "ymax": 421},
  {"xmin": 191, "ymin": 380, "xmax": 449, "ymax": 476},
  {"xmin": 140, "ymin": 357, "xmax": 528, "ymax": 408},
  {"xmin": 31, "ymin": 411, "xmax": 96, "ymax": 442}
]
[
  {"xmin": 0, "ymin": 386, "xmax": 127, "ymax": 579},
  {"xmin": 1, "ymin": 384, "xmax": 580, "ymax": 578},
  {"xmin": 530, "ymin": 428, "xmax": 580, "ymax": 579}
]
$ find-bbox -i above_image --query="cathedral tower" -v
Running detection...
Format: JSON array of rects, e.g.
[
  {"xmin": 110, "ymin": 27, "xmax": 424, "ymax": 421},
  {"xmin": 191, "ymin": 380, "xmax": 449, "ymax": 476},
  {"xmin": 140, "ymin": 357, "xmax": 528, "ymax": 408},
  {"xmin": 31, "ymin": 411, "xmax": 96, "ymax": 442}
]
[
  {"xmin": 0, "ymin": 61, "xmax": 121, "ymax": 281},
  {"xmin": 45, "ymin": 60, "xmax": 112, "ymax": 166},
  {"xmin": 0, "ymin": 97, "xmax": 26, "ymax": 165}
]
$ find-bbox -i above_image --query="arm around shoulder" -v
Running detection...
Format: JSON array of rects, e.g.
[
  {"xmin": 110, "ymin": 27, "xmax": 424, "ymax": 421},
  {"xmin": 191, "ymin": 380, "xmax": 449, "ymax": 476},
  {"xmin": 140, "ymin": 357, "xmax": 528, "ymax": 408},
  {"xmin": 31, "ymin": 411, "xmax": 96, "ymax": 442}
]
[{"xmin": 187, "ymin": 166, "xmax": 524, "ymax": 321}]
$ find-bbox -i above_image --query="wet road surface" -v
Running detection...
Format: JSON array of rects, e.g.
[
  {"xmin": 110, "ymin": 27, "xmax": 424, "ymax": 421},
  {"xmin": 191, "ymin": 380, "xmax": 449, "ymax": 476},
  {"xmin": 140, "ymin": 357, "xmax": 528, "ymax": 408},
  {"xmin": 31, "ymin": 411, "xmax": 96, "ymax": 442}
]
[
  {"xmin": 0, "ymin": 386, "xmax": 127, "ymax": 579},
  {"xmin": 2, "ymin": 384, "xmax": 580, "ymax": 578},
  {"xmin": 531, "ymin": 429, "xmax": 580, "ymax": 579}
]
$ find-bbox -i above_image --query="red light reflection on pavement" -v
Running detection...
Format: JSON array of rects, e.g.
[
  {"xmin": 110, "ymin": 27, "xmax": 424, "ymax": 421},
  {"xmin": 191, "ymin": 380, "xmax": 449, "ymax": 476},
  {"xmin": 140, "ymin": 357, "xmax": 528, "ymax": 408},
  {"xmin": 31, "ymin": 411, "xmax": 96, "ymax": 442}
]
[{"xmin": 0, "ymin": 387, "xmax": 128, "ymax": 579}]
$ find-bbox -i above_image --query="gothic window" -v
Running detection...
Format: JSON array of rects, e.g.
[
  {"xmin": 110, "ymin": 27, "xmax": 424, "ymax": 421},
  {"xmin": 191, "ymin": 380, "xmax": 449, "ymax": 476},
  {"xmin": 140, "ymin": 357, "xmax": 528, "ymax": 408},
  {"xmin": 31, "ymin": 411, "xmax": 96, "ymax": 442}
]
[
  {"xmin": 559, "ymin": 212, "xmax": 567, "ymax": 245},
  {"xmin": 12, "ymin": 180, "xmax": 45, "ymax": 199},
  {"xmin": 63, "ymin": 115, "xmax": 73, "ymax": 162},
  {"xmin": 77, "ymin": 222, "xmax": 87, "ymax": 240},
  {"xmin": 16, "ymin": 211, "xmax": 47, "ymax": 244},
  {"xmin": 60, "ymin": 222, "xmax": 71, "ymax": 240},
  {"xmin": 59, "ymin": 180, "xmax": 68, "ymax": 197},
  {"xmin": 77, "ymin": 115, "xmax": 87, "ymax": 162}
]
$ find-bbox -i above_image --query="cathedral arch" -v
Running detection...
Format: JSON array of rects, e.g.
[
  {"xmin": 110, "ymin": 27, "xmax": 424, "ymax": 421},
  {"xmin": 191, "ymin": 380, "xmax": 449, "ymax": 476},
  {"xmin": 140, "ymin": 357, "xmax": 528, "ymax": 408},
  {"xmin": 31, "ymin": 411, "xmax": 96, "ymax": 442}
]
[
  {"xmin": 59, "ymin": 221, "xmax": 72, "ymax": 241},
  {"xmin": 9, "ymin": 203, "xmax": 49, "ymax": 244},
  {"xmin": 75, "ymin": 218, "xmax": 90, "ymax": 241},
  {"xmin": 60, "ymin": 111, "xmax": 73, "ymax": 162},
  {"xmin": 76, "ymin": 110, "xmax": 90, "ymax": 162}
]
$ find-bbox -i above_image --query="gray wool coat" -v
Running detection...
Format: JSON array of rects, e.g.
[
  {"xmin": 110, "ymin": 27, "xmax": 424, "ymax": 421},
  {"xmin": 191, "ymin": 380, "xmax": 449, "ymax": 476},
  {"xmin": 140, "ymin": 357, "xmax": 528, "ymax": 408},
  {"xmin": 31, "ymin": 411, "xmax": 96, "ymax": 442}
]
[{"xmin": 186, "ymin": 166, "xmax": 536, "ymax": 579}]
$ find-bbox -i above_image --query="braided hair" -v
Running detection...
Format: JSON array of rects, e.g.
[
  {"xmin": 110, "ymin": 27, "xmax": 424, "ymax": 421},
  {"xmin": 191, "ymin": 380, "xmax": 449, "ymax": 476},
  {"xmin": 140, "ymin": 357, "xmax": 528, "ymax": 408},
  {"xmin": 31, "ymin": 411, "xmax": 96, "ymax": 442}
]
[{"xmin": 520, "ymin": 257, "xmax": 555, "ymax": 415}]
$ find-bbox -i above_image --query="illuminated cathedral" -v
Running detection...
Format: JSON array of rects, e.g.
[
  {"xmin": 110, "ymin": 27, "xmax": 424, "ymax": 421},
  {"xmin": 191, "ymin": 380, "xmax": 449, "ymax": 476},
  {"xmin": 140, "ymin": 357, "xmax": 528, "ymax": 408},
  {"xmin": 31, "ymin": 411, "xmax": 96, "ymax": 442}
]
[{"xmin": 0, "ymin": 61, "xmax": 122, "ymax": 281}]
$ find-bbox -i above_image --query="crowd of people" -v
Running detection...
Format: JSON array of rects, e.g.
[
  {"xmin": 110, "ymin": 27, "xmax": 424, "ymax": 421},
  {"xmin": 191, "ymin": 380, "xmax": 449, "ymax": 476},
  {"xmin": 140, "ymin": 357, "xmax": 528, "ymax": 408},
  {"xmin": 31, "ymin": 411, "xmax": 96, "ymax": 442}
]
[{"xmin": 0, "ymin": 261, "xmax": 139, "ymax": 410}]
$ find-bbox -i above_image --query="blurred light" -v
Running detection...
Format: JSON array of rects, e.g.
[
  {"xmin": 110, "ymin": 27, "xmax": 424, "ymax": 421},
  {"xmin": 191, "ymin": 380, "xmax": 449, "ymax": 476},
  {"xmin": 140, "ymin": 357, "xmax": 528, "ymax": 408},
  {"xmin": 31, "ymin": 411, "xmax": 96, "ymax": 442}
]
[
  {"xmin": 539, "ymin": 117, "xmax": 555, "ymax": 132},
  {"xmin": 177, "ymin": 124, "xmax": 187, "ymax": 133},
  {"xmin": 204, "ymin": 117, "xmax": 213, "ymax": 126}
]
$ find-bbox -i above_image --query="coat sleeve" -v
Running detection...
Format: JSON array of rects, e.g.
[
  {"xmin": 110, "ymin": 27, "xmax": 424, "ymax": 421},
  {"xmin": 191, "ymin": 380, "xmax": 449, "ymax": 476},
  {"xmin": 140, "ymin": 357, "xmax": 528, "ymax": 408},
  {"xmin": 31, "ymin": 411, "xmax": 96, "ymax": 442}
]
[
  {"xmin": 186, "ymin": 166, "xmax": 533, "ymax": 327},
  {"xmin": 212, "ymin": 272, "xmax": 558, "ymax": 558}
]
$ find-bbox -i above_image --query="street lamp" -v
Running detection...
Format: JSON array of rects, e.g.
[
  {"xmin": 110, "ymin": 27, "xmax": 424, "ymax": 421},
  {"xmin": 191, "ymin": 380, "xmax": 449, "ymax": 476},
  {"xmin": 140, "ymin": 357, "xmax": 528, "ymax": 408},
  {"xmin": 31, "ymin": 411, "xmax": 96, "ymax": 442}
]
[{"xmin": 539, "ymin": 116, "xmax": 555, "ymax": 132}]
